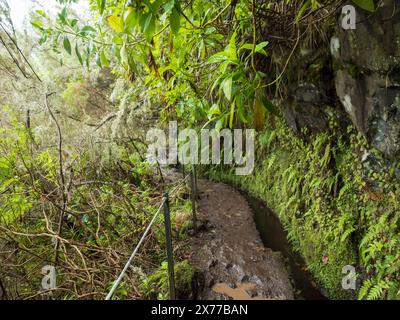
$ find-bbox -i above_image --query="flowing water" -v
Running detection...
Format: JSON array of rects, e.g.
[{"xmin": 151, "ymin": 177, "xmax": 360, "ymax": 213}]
[{"xmin": 243, "ymin": 192, "xmax": 328, "ymax": 300}]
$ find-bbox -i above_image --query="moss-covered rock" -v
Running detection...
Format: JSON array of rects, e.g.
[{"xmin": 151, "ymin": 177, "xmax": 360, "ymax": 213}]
[
  {"xmin": 140, "ymin": 260, "xmax": 198, "ymax": 300},
  {"xmin": 334, "ymin": 0, "xmax": 400, "ymax": 159}
]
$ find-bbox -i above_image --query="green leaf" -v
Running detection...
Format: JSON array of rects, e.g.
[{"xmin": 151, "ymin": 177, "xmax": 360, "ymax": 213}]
[
  {"xmin": 96, "ymin": 51, "xmax": 102, "ymax": 68},
  {"xmin": 112, "ymin": 34, "xmax": 123, "ymax": 45},
  {"xmin": 207, "ymin": 52, "xmax": 229, "ymax": 64},
  {"xmin": 70, "ymin": 19, "xmax": 78, "ymax": 28},
  {"xmin": 261, "ymin": 95, "xmax": 278, "ymax": 115},
  {"xmin": 296, "ymin": 0, "xmax": 311, "ymax": 24},
  {"xmin": 58, "ymin": 7, "xmax": 67, "ymax": 24},
  {"xmin": 63, "ymin": 36, "xmax": 72, "ymax": 55},
  {"xmin": 221, "ymin": 76, "xmax": 233, "ymax": 101},
  {"xmin": 38, "ymin": 35, "xmax": 47, "ymax": 45},
  {"xmin": 352, "ymin": 0, "xmax": 375, "ymax": 12},
  {"xmin": 215, "ymin": 116, "xmax": 225, "ymax": 131},
  {"xmin": 35, "ymin": 10, "xmax": 46, "ymax": 17},
  {"xmin": 358, "ymin": 279, "xmax": 373, "ymax": 300},
  {"xmin": 229, "ymin": 101, "xmax": 235, "ymax": 128},
  {"xmin": 226, "ymin": 32, "xmax": 238, "ymax": 61},
  {"xmin": 80, "ymin": 25, "xmax": 96, "ymax": 35},
  {"xmin": 253, "ymin": 93, "xmax": 265, "ymax": 131},
  {"xmin": 31, "ymin": 19, "xmax": 44, "ymax": 30},
  {"xmin": 169, "ymin": 7, "xmax": 181, "ymax": 34},
  {"xmin": 255, "ymin": 41, "xmax": 269, "ymax": 55},
  {"xmin": 236, "ymin": 95, "xmax": 248, "ymax": 124},
  {"xmin": 240, "ymin": 43, "xmax": 254, "ymax": 51},
  {"xmin": 124, "ymin": 8, "xmax": 137, "ymax": 29},
  {"xmin": 198, "ymin": 39, "xmax": 206, "ymax": 59},
  {"xmin": 207, "ymin": 104, "xmax": 221, "ymax": 119},
  {"xmin": 163, "ymin": 0, "xmax": 175, "ymax": 13},
  {"xmin": 107, "ymin": 15, "xmax": 124, "ymax": 33},
  {"xmin": 120, "ymin": 43, "xmax": 128, "ymax": 66},
  {"xmin": 241, "ymin": 41, "xmax": 269, "ymax": 56},
  {"xmin": 100, "ymin": 51, "xmax": 109, "ymax": 68},
  {"xmin": 141, "ymin": 13, "xmax": 156, "ymax": 41},
  {"xmin": 75, "ymin": 44, "xmax": 83, "ymax": 65},
  {"xmin": 97, "ymin": 0, "xmax": 106, "ymax": 15}
]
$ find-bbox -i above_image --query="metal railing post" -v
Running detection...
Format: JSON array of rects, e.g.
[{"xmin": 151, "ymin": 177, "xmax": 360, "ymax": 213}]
[
  {"xmin": 163, "ymin": 193, "xmax": 176, "ymax": 300},
  {"xmin": 190, "ymin": 165, "xmax": 197, "ymax": 230},
  {"xmin": 193, "ymin": 165, "xmax": 198, "ymax": 195}
]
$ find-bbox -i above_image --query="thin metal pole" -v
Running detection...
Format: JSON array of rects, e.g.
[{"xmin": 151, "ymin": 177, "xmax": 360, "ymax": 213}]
[
  {"xmin": 163, "ymin": 193, "xmax": 176, "ymax": 300},
  {"xmin": 190, "ymin": 166, "xmax": 197, "ymax": 230},
  {"xmin": 193, "ymin": 165, "xmax": 198, "ymax": 195}
]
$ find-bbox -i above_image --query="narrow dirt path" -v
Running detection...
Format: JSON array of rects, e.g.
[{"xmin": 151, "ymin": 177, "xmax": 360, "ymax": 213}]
[{"xmin": 190, "ymin": 179, "xmax": 294, "ymax": 300}]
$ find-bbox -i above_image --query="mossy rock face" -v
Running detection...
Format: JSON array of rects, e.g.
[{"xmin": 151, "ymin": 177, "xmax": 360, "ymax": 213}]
[
  {"xmin": 334, "ymin": 0, "xmax": 400, "ymax": 160},
  {"xmin": 281, "ymin": 34, "xmax": 340, "ymax": 135}
]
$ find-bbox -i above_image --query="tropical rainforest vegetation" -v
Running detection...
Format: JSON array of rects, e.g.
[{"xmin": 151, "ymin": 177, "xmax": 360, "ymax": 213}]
[{"xmin": 0, "ymin": 0, "xmax": 399, "ymax": 300}]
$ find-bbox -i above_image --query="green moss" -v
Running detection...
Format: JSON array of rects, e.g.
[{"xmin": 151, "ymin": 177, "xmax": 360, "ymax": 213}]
[
  {"xmin": 140, "ymin": 260, "xmax": 197, "ymax": 300},
  {"xmin": 348, "ymin": 63, "xmax": 361, "ymax": 79},
  {"xmin": 207, "ymin": 116, "xmax": 400, "ymax": 300}
]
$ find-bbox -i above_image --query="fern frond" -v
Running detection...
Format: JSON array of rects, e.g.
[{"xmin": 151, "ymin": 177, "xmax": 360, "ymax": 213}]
[
  {"xmin": 367, "ymin": 280, "xmax": 389, "ymax": 300},
  {"xmin": 358, "ymin": 279, "xmax": 372, "ymax": 300}
]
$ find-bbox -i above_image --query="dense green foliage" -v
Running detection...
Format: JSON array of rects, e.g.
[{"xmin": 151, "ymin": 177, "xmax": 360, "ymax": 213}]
[{"xmin": 31, "ymin": 0, "xmax": 375, "ymax": 128}]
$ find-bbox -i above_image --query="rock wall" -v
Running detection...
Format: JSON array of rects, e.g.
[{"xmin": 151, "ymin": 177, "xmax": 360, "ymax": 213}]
[
  {"xmin": 282, "ymin": 0, "xmax": 400, "ymax": 161},
  {"xmin": 334, "ymin": 0, "xmax": 400, "ymax": 159}
]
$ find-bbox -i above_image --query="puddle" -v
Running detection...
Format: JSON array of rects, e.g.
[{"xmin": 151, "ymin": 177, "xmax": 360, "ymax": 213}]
[
  {"xmin": 243, "ymin": 192, "xmax": 328, "ymax": 300},
  {"xmin": 212, "ymin": 283, "xmax": 267, "ymax": 300}
]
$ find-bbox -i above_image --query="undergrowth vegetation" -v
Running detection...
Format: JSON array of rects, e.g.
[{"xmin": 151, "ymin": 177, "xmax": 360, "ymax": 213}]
[{"xmin": 0, "ymin": 107, "xmax": 194, "ymax": 300}]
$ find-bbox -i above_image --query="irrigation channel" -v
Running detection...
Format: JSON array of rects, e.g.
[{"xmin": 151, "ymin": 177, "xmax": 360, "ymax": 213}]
[{"xmin": 244, "ymin": 193, "xmax": 327, "ymax": 300}]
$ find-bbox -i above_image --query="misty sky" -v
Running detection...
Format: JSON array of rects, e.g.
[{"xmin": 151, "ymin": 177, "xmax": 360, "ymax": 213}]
[{"xmin": 8, "ymin": 0, "xmax": 88, "ymax": 29}]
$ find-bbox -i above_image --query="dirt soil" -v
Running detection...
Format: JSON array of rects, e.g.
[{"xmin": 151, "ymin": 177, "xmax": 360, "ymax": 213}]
[{"xmin": 190, "ymin": 179, "xmax": 294, "ymax": 300}]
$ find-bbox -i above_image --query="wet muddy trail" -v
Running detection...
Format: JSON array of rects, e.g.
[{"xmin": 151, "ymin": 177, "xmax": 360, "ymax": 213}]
[
  {"xmin": 189, "ymin": 178, "xmax": 327, "ymax": 300},
  {"xmin": 190, "ymin": 179, "xmax": 294, "ymax": 300}
]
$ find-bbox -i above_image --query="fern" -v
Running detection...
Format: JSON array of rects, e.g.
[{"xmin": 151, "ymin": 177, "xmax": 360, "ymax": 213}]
[
  {"xmin": 387, "ymin": 282, "xmax": 400, "ymax": 300},
  {"xmin": 358, "ymin": 279, "xmax": 373, "ymax": 300},
  {"xmin": 367, "ymin": 280, "xmax": 389, "ymax": 300}
]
